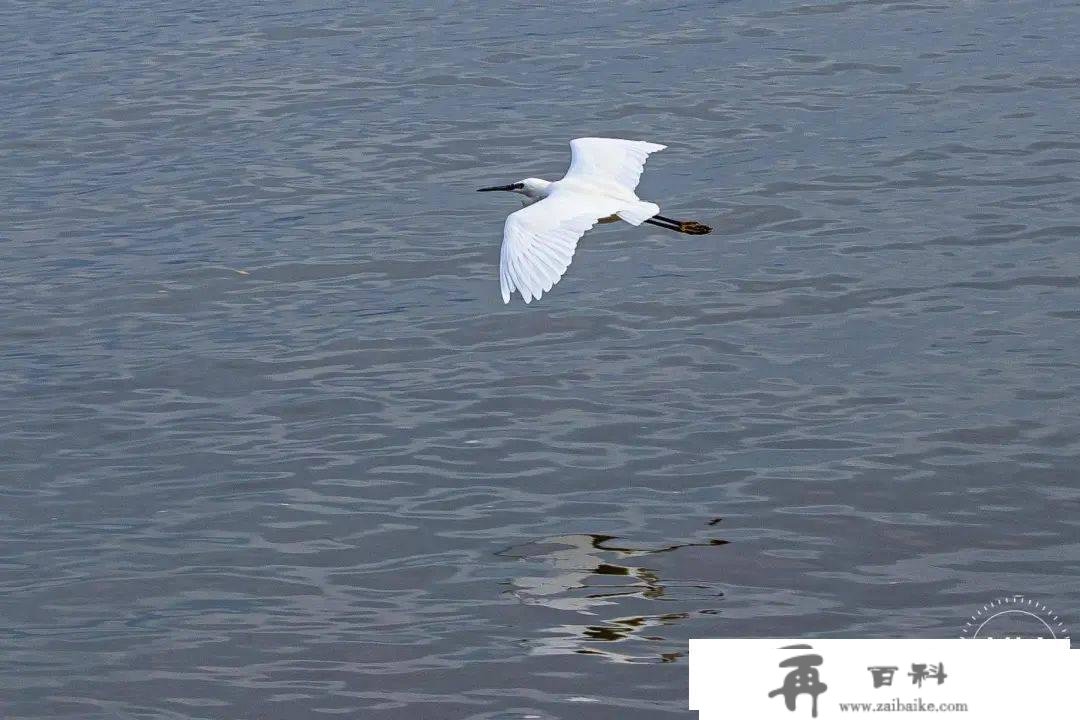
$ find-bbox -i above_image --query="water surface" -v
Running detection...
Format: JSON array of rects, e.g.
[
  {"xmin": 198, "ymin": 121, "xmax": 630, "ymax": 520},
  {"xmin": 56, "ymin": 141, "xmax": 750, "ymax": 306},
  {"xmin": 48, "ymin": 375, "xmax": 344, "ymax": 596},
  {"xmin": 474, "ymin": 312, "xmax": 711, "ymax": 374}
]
[{"xmin": 3, "ymin": 1, "xmax": 1079, "ymax": 718}]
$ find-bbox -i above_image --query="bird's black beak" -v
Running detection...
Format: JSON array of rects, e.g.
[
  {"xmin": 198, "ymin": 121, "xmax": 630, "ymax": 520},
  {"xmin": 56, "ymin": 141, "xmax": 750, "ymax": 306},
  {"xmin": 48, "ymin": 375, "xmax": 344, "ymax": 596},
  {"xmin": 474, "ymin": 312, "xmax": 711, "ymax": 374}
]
[{"xmin": 477, "ymin": 184, "xmax": 517, "ymax": 192}]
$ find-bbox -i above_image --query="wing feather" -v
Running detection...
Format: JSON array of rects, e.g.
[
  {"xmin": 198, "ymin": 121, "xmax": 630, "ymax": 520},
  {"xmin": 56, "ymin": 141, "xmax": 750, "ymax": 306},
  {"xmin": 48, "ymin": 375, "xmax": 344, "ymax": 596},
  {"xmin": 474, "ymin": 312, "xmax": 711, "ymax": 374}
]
[
  {"xmin": 499, "ymin": 189, "xmax": 622, "ymax": 304},
  {"xmin": 563, "ymin": 137, "xmax": 667, "ymax": 194}
]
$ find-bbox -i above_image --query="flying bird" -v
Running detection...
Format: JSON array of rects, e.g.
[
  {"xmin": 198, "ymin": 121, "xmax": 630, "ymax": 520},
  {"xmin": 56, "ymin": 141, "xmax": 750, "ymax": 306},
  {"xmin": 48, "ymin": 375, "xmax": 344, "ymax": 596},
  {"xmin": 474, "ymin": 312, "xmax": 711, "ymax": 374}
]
[{"xmin": 478, "ymin": 137, "xmax": 711, "ymax": 304}]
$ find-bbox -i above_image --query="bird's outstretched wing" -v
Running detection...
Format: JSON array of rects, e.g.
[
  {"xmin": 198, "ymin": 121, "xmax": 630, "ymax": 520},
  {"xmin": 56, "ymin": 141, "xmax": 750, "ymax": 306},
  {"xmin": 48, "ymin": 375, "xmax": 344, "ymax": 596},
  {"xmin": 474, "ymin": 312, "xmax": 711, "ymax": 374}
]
[
  {"xmin": 562, "ymin": 137, "xmax": 667, "ymax": 194},
  {"xmin": 500, "ymin": 189, "xmax": 622, "ymax": 304}
]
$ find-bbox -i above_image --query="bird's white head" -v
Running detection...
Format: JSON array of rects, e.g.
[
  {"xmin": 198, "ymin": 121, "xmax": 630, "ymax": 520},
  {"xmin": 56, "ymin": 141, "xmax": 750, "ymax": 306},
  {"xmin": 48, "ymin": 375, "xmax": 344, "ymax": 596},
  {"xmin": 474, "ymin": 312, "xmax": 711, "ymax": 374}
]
[
  {"xmin": 477, "ymin": 177, "xmax": 551, "ymax": 203},
  {"xmin": 517, "ymin": 178, "xmax": 551, "ymax": 197}
]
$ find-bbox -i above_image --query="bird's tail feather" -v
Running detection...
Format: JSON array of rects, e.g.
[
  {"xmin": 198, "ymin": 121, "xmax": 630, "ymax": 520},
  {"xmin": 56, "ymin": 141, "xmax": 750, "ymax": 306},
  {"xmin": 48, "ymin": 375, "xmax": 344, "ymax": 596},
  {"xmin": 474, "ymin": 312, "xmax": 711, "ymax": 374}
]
[{"xmin": 616, "ymin": 201, "xmax": 660, "ymax": 226}]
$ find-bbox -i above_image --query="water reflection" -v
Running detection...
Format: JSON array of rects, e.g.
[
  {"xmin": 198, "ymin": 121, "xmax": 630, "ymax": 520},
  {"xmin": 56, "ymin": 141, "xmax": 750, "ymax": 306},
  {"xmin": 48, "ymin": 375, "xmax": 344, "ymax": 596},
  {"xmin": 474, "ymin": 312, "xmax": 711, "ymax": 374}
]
[{"xmin": 497, "ymin": 531, "xmax": 728, "ymax": 662}]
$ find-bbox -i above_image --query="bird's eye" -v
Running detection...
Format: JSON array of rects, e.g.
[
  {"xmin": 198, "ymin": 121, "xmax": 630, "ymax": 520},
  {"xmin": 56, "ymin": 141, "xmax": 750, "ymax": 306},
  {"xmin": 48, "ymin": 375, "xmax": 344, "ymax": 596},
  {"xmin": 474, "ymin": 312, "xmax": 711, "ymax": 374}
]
[{"xmin": 512, "ymin": 182, "xmax": 525, "ymax": 190}]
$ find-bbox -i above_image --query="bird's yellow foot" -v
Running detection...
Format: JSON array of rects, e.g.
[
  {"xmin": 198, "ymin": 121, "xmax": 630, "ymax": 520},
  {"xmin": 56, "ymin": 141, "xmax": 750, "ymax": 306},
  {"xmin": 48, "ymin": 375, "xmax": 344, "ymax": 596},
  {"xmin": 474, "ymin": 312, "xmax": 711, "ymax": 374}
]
[{"xmin": 680, "ymin": 221, "xmax": 712, "ymax": 235}]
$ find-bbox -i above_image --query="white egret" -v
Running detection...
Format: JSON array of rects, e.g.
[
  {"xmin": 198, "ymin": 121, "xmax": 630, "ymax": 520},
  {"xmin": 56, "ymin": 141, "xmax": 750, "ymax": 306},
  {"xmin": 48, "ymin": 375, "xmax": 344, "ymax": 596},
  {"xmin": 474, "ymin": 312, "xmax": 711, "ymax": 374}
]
[{"xmin": 478, "ymin": 137, "xmax": 711, "ymax": 304}]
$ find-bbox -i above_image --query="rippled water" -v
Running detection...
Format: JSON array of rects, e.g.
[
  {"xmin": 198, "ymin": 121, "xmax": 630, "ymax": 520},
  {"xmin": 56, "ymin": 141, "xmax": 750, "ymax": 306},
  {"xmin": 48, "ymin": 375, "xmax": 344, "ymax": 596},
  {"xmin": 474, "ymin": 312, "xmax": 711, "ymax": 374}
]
[{"xmin": 3, "ymin": 1, "xmax": 1079, "ymax": 717}]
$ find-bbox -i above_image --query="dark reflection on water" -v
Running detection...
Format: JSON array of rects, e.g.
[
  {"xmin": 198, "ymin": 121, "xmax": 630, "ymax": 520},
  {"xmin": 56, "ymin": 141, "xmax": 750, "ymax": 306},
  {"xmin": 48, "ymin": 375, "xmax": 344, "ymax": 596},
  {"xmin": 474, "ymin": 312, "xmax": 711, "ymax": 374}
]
[
  {"xmin": 500, "ymin": 533, "xmax": 728, "ymax": 606},
  {"xmin": 3, "ymin": 0, "xmax": 1080, "ymax": 718},
  {"xmin": 498, "ymin": 533, "xmax": 728, "ymax": 664}
]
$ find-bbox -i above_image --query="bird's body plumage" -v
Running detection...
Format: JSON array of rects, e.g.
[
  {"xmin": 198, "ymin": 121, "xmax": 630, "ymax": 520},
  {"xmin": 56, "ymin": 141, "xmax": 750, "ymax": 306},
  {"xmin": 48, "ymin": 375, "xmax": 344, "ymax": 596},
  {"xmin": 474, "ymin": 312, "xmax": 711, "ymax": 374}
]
[{"xmin": 479, "ymin": 137, "xmax": 708, "ymax": 304}]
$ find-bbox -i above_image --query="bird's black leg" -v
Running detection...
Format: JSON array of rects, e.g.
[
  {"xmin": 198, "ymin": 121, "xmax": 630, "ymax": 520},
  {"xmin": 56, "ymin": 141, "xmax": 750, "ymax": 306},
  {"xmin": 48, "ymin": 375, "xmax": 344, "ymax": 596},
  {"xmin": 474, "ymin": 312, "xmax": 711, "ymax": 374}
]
[
  {"xmin": 645, "ymin": 215, "xmax": 712, "ymax": 235},
  {"xmin": 645, "ymin": 216, "xmax": 682, "ymax": 231}
]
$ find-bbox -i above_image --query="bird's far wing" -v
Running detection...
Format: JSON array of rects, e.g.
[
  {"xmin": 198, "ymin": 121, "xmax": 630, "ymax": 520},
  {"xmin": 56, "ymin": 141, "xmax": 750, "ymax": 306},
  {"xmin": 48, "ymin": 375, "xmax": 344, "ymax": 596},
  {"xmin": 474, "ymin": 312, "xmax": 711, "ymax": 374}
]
[
  {"xmin": 499, "ymin": 189, "xmax": 622, "ymax": 304},
  {"xmin": 563, "ymin": 137, "xmax": 667, "ymax": 194}
]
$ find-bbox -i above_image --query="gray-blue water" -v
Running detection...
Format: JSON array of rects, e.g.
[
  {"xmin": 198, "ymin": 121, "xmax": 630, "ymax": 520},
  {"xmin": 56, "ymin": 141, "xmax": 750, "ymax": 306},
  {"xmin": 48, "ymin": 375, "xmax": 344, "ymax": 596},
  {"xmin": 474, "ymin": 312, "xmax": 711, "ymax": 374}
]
[{"xmin": 3, "ymin": 1, "xmax": 1079, "ymax": 718}]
